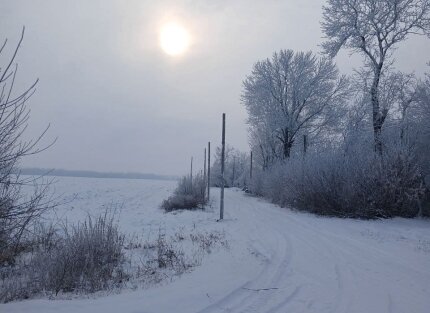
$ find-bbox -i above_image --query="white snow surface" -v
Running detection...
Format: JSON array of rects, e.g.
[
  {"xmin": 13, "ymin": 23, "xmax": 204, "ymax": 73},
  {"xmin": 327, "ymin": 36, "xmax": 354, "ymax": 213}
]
[{"xmin": 3, "ymin": 176, "xmax": 430, "ymax": 313}]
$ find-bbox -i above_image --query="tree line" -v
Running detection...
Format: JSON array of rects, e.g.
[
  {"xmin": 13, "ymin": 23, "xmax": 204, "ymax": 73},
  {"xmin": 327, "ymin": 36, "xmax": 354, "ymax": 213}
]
[{"xmin": 211, "ymin": 0, "xmax": 430, "ymax": 218}]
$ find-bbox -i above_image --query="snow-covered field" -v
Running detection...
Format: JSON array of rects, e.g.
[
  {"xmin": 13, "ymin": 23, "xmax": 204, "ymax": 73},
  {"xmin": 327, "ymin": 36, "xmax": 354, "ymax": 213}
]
[{"xmin": 3, "ymin": 176, "xmax": 430, "ymax": 313}]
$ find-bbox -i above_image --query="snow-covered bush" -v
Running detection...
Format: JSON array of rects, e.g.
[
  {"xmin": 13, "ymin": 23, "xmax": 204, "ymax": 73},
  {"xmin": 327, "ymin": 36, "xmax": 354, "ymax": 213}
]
[
  {"xmin": 161, "ymin": 173, "xmax": 207, "ymax": 212},
  {"xmin": 250, "ymin": 141, "xmax": 423, "ymax": 219},
  {"xmin": 0, "ymin": 212, "xmax": 127, "ymax": 302},
  {"xmin": 32, "ymin": 213, "xmax": 126, "ymax": 295},
  {"xmin": 1, "ymin": 211, "xmax": 231, "ymax": 303},
  {"xmin": 415, "ymin": 73, "xmax": 430, "ymax": 216},
  {"xmin": 247, "ymin": 169, "xmax": 265, "ymax": 196}
]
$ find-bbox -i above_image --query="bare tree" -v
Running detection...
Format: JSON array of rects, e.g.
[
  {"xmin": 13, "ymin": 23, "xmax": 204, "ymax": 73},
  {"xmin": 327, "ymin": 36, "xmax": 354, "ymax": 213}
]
[
  {"xmin": 322, "ymin": 0, "xmax": 430, "ymax": 153},
  {"xmin": 0, "ymin": 27, "xmax": 54, "ymax": 264},
  {"xmin": 242, "ymin": 49, "xmax": 349, "ymax": 160}
]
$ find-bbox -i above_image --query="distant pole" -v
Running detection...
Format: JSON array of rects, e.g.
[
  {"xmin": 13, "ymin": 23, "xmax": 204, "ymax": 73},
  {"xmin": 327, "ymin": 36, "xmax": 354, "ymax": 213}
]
[
  {"xmin": 207, "ymin": 142, "xmax": 211, "ymax": 201},
  {"xmin": 190, "ymin": 157, "xmax": 193, "ymax": 181},
  {"xmin": 250, "ymin": 151, "xmax": 253, "ymax": 180},
  {"xmin": 220, "ymin": 113, "xmax": 226, "ymax": 220},
  {"xmin": 203, "ymin": 148, "xmax": 207, "ymax": 196},
  {"xmin": 204, "ymin": 148, "xmax": 207, "ymax": 181},
  {"xmin": 232, "ymin": 156, "xmax": 236, "ymax": 187}
]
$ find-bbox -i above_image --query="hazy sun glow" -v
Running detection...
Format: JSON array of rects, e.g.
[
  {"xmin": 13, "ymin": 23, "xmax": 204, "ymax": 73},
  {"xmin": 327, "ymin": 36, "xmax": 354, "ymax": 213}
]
[{"xmin": 159, "ymin": 22, "xmax": 191, "ymax": 56}]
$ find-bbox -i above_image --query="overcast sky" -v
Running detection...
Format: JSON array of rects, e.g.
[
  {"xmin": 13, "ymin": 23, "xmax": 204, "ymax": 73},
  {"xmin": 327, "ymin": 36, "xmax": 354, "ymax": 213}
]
[{"xmin": 1, "ymin": 0, "xmax": 429, "ymax": 175}]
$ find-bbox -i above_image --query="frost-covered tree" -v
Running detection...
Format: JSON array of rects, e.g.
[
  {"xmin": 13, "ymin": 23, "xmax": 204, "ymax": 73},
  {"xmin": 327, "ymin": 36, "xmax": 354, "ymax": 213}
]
[
  {"xmin": 322, "ymin": 0, "xmax": 430, "ymax": 153},
  {"xmin": 249, "ymin": 126, "xmax": 278, "ymax": 170},
  {"xmin": 242, "ymin": 50, "xmax": 349, "ymax": 161},
  {"xmin": 391, "ymin": 72, "xmax": 418, "ymax": 142},
  {"xmin": 351, "ymin": 68, "xmax": 418, "ymax": 140},
  {"xmin": 210, "ymin": 145, "xmax": 250, "ymax": 188}
]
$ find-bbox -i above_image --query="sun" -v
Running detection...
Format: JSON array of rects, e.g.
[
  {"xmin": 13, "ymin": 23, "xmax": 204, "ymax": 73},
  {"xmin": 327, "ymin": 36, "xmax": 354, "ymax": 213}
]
[{"xmin": 159, "ymin": 22, "xmax": 191, "ymax": 56}]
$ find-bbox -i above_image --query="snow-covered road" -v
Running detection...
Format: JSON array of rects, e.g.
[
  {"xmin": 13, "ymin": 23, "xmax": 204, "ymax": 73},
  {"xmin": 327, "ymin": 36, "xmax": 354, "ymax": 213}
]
[
  {"xmin": 3, "ymin": 182, "xmax": 430, "ymax": 313},
  {"xmin": 201, "ymin": 189, "xmax": 430, "ymax": 313}
]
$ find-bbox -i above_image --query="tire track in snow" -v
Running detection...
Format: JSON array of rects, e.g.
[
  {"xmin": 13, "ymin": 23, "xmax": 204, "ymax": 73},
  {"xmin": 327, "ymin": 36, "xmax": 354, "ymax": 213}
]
[
  {"xmin": 198, "ymin": 195, "xmax": 298, "ymax": 313},
  {"xmin": 199, "ymin": 189, "xmax": 430, "ymax": 313},
  {"xmin": 226, "ymin": 232, "xmax": 295, "ymax": 313},
  {"xmin": 264, "ymin": 285, "xmax": 301, "ymax": 313}
]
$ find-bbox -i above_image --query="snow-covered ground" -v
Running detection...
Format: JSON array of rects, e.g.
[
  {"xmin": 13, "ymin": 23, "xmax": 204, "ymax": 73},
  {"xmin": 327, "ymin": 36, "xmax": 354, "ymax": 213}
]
[{"xmin": 3, "ymin": 177, "xmax": 430, "ymax": 313}]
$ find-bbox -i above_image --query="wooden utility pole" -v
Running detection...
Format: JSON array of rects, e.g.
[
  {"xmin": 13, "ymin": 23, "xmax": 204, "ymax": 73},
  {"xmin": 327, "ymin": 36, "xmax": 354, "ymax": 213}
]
[
  {"xmin": 203, "ymin": 148, "xmax": 207, "ymax": 197},
  {"xmin": 204, "ymin": 148, "xmax": 207, "ymax": 181},
  {"xmin": 232, "ymin": 156, "xmax": 236, "ymax": 187},
  {"xmin": 220, "ymin": 113, "xmax": 226, "ymax": 220},
  {"xmin": 190, "ymin": 157, "xmax": 193, "ymax": 181},
  {"xmin": 250, "ymin": 150, "xmax": 253, "ymax": 180},
  {"xmin": 207, "ymin": 142, "xmax": 211, "ymax": 201}
]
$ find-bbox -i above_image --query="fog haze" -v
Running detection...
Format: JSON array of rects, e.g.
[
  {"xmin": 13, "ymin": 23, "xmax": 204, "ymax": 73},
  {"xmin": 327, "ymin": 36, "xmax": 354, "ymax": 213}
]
[{"xmin": 1, "ymin": 0, "xmax": 429, "ymax": 175}]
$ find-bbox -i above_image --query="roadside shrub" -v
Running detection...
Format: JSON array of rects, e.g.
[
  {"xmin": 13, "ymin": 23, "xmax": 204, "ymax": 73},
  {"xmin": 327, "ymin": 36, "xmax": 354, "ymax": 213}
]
[
  {"xmin": 32, "ymin": 213, "xmax": 126, "ymax": 295},
  {"xmin": 161, "ymin": 173, "xmax": 207, "ymax": 212},
  {"xmin": 250, "ymin": 142, "xmax": 424, "ymax": 219},
  {"xmin": 247, "ymin": 169, "xmax": 265, "ymax": 196},
  {"xmin": 0, "ymin": 212, "xmax": 127, "ymax": 302},
  {"xmin": 1, "ymin": 212, "xmax": 231, "ymax": 303}
]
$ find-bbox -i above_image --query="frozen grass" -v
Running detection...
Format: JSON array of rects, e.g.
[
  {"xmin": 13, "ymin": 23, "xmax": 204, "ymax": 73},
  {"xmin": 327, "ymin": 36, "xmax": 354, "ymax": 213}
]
[
  {"xmin": 0, "ymin": 197, "xmax": 228, "ymax": 303},
  {"xmin": 1, "ymin": 212, "xmax": 127, "ymax": 302}
]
